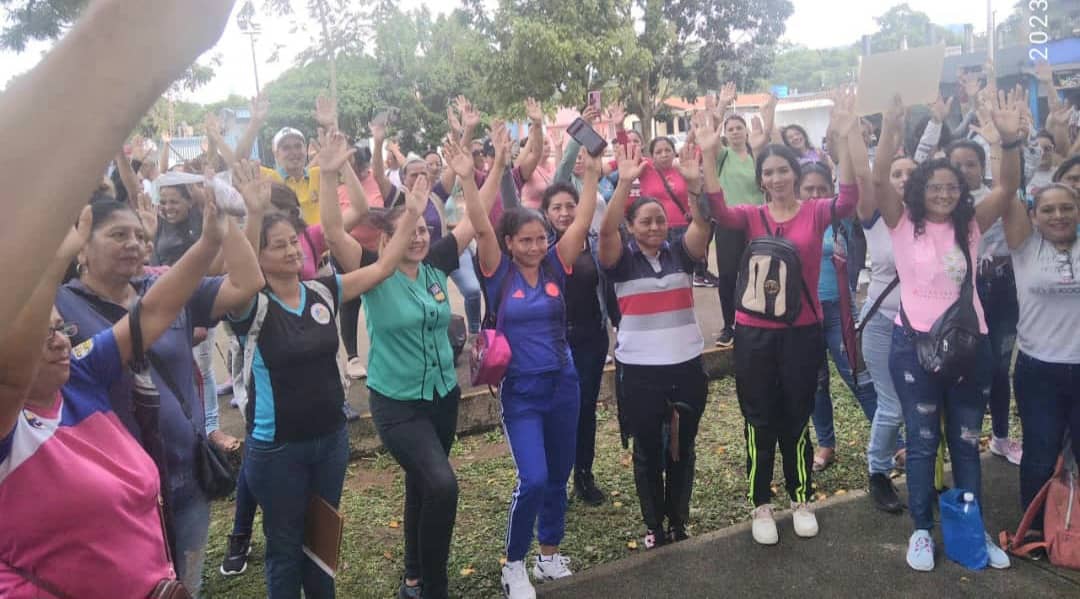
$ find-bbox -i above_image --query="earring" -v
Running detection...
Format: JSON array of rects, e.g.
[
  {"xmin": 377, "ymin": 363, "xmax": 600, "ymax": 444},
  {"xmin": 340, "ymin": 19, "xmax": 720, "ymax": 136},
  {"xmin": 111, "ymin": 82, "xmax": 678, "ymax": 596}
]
[{"xmin": 76, "ymin": 262, "xmax": 87, "ymax": 276}]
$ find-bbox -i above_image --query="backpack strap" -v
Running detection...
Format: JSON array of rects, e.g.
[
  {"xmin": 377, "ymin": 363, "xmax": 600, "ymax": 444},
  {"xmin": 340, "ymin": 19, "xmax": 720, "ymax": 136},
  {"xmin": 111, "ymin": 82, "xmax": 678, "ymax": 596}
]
[
  {"xmin": 758, "ymin": 206, "xmax": 820, "ymax": 322},
  {"xmin": 659, "ymin": 170, "xmax": 690, "ymax": 220},
  {"xmin": 856, "ymin": 276, "xmax": 900, "ymax": 333},
  {"xmin": 302, "ymin": 279, "xmax": 348, "ymax": 393},
  {"xmin": 239, "ymin": 294, "xmax": 269, "ymax": 416},
  {"xmin": 1000, "ymin": 452, "xmax": 1065, "ymax": 556}
]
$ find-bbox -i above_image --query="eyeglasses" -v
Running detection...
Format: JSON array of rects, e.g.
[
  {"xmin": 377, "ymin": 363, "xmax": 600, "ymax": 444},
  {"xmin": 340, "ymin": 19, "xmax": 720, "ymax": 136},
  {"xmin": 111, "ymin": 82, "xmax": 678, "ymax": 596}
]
[
  {"xmin": 472, "ymin": 150, "xmax": 484, "ymax": 157},
  {"xmin": 48, "ymin": 322, "xmax": 78, "ymax": 339},
  {"xmin": 926, "ymin": 184, "xmax": 962, "ymax": 196},
  {"xmin": 1056, "ymin": 251, "xmax": 1074, "ymax": 283}
]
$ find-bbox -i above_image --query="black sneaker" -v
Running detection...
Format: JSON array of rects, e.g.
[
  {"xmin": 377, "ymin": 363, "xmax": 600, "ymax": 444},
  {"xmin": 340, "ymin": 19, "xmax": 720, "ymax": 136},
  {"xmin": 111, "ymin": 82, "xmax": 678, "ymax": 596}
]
[
  {"xmin": 574, "ymin": 471, "xmax": 606, "ymax": 506},
  {"xmin": 398, "ymin": 579, "xmax": 423, "ymax": 599},
  {"xmin": 220, "ymin": 533, "xmax": 251, "ymax": 576},
  {"xmin": 668, "ymin": 525, "xmax": 689, "ymax": 542},
  {"xmin": 714, "ymin": 328, "xmax": 734, "ymax": 348},
  {"xmin": 692, "ymin": 273, "xmax": 718, "ymax": 288},
  {"xmin": 869, "ymin": 472, "xmax": 903, "ymax": 514}
]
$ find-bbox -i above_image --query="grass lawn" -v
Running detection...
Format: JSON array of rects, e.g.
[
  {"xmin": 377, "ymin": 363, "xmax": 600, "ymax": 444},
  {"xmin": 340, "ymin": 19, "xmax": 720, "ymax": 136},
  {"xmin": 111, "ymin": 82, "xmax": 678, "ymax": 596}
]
[{"xmin": 201, "ymin": 371, "xmax": 1014, "ymax": 598}]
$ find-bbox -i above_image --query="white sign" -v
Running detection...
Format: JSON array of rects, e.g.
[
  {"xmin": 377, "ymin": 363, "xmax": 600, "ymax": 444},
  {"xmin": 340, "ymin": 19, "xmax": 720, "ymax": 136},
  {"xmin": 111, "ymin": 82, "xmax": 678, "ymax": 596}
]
[{"xmin": 855, "ymin": 45, "xmax": 947, "ymax": 116}]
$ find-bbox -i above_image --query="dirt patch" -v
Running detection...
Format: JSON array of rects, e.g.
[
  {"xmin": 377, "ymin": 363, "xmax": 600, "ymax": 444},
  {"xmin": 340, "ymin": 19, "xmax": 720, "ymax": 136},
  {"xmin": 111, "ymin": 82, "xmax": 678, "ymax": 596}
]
[
  {"xmin": 344, "ymin": 462, "xmax": 397, "ymax": 493},
  {"xmin": 450, "ymin": 440, "xmax": 510, "ymax": 468}
]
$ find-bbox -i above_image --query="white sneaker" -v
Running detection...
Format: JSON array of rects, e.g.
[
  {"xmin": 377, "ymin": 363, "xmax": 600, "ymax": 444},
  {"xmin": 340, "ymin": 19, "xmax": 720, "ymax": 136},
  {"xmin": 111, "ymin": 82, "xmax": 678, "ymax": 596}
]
[
  {"xmin": 989, "ymin": 436, "xmax": 1022, "ymax": 466},
  {"xmin": 501, "ymin": 560, "xmax": 536, "ymax": 599},
  {"xmin": 907, "ymin": 529, "xmax": 935, "ymax": 571},
  {"xmin": 532, "ymin": 553, "xmax": 572, "ymax": 582},
  {"xmin": 346, "ymin": 357, "xmax": 367, "ymax": 380},
  {"xmin": 751, "ymin": 505, "xmax": 779, "ymax": 545},
  {"xmin": 791, "ymin": 501, "xmax": 819, "ymax": 538},
  {"xmin": 985, "ymin": 532, "xmax": 1012, "ymax": 569}
]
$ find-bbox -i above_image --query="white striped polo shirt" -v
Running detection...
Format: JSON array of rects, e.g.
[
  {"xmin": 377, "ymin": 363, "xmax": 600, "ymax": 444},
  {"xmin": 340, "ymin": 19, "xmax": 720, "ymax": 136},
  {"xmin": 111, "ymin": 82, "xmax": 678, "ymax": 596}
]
[{"xmin": 605, "ymin": 238, "xmax": 704, "ymax": 365}]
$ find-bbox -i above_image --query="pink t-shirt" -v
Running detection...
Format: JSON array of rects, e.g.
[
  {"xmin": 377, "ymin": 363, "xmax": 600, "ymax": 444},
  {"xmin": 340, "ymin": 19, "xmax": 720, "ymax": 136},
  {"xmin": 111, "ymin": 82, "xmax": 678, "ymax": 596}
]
[
  {"xmin": 637, "ymin": 161, "xmax": 690, "ymax": 228},
  {"xmin": 515, "ymin": 161, "xmax": 556, "ymax": 210},
  {"xmin": 299, "ymin": 224, "xmax": 328, "ymax": 281},
  {"xmin": 708, "ymin": 184, "xmax": 858, "ymax": 329},
  {"xmin": 0, "ymin": 330, "xmax": 174, "ymax": 597},
  {"xmin": 337, "ymin": 182, "xmax": 385, "ymax": 252},
  {"xmin": 889, "ymin": 210, "xmax": 988, "ymax": 333}
]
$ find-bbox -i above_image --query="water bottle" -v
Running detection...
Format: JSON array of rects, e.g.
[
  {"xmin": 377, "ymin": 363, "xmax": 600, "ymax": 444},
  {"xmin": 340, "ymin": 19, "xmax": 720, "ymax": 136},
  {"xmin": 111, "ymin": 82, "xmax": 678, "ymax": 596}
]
[{"xmin": 940, "ymin": 488, "xmax": 988, "ymax": 570}]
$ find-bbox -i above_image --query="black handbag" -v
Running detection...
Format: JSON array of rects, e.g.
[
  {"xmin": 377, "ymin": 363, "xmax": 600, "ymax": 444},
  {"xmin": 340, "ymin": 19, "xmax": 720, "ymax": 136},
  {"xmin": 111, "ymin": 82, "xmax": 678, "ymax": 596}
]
[
  {"xmin": 899, "ymin": 237, "xmax": 982, "ymax": 384},
  {"xmin": 130, "ymin": 300, "xmax": 237, "ymax": 500}
]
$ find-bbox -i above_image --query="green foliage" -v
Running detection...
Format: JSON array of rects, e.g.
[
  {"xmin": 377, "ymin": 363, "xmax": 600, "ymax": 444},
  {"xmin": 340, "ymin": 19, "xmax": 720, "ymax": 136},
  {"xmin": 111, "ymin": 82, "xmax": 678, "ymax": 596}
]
[
  {"xmin": 868, "ymin": 3, "xmax": 962, "ymax": 52},
  {"xmin": 768, "ymin": 45, "xmax": 860, "ymax": 93},
  {"xmin": 996, "ymin": 0, "xmax": 1079, "ymax": 46}
]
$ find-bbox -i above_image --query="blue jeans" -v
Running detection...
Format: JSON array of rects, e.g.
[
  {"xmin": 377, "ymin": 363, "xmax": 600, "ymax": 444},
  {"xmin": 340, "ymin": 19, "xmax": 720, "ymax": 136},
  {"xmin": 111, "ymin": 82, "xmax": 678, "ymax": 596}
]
[
  {"xmin": 172, "ymin": 488, "xmax": 210, "ymax": 596},
  {"xmin": 570, "ymin": 328, "xmax": 608, "ymax": 476},
  {"xmin": 230, "ymin": 461, "xmax": 258, "ymax": 537},
  {"xmin": 245, "ymin": 425, "xmax": 350, "ymax": 599},
  {"xmin": 812, "ymin": 300, "xmax": 878, "ymax": 448},
  {"xmin": 449, "ymin": 247, "xmax": 482, "ymax": 335},
  {"xmin": 1014, "ymin": 352, "xmax": 1080, "ymax": 530},
  {"xmin": 861, "ymin": 309, "xmax": 904, "ymax": 474},
  {"xmin": 890, "ymin": 325, "xmax": 992, "ymax": 530},
  {"xmin": 194, "ymin": 327, "xmax": 218, "ymax": 434},
  {"xmin": 500, "ymin": 364, "xmax": 580, "ymax": 561},
  {"xmin": 976, "ymin": 266, "xmax": 1018, "ymax": 438}
]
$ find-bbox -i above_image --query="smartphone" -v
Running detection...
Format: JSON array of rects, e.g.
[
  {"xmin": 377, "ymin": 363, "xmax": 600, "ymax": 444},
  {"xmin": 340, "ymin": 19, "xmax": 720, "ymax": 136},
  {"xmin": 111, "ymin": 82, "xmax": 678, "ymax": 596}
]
[
  {"xmin": 566, "ymin": 117, "xmax": 608, "ymax": 158},
  {"xmin": 587, "ymin": 90, "xmax": 602, "ymax": 113}
]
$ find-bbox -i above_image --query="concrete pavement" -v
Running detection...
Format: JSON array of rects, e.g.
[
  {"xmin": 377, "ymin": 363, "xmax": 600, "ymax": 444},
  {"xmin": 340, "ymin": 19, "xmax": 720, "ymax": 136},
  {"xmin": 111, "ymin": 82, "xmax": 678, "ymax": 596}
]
[{"xmin": 539, "ymin": 456, "xmax": 1080, "ymax": 599}]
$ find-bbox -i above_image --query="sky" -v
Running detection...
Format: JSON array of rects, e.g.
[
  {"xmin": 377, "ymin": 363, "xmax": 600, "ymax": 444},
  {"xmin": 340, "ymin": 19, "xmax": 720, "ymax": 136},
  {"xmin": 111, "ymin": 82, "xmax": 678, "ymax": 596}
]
[{"xmin": 0, "ymin": 0, "xmax": 1015, "ymax": 104}]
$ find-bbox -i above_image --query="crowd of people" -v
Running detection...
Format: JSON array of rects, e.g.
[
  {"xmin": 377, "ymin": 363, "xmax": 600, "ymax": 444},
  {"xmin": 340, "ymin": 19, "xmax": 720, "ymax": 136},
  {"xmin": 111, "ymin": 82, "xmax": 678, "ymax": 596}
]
[{"xmin": 2, "ymin": 2, "xmax": 1080, "ymax": 598}]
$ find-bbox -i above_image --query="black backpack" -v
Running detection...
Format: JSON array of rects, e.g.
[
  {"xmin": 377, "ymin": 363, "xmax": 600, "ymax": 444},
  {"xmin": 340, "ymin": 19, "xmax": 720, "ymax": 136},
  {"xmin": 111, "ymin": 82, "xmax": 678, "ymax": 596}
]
[
  {"xmin": 899, "ymin": 234, "xmax": 981, "ymax": 383},
  {"xmin": 735, "ymin": 207, "xmax": 816, "ymax": 325}
]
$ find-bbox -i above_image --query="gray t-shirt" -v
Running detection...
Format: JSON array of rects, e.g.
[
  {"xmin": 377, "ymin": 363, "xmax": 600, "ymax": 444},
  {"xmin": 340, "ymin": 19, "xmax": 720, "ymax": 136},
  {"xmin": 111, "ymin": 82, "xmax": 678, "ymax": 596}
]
[
  {"xmin": 861, "ymin": 213, "xmax": 899, "ymax": 321},
  {"xmin": 1012, "ymin": 231, "xmax": 1080, "ymax": 363},
  {"xmin": 972, "ymin": 186, "xmax": 1010, "ymax": 259}
]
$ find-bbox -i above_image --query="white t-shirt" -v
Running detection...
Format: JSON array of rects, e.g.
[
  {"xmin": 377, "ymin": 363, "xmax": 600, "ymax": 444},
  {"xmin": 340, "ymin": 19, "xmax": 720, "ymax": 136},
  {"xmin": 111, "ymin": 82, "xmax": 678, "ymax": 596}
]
[
  {"xmin": 861, "ymin": 213, "xmax": 899, "ymax": 321},
  {"xmin": 973, "ymin": 186, "xmax": 1010, "ymax": 259},
  {"xmin": 1026, "ymin": 169, "xmax": 1053, "ymax": 201},
  {"xmin": 1011, "ymin": 231, "xmax": 1080, "ymax": 363}
]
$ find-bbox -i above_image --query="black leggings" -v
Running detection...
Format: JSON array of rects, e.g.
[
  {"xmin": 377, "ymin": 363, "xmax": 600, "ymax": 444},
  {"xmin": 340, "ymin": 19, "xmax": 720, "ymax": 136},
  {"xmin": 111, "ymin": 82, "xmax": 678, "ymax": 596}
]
[
  {"xmin": 617, "ymin": 357, "xmax": 707, "ymax": 531},
  {"xmin": 734, "ymin": 324, "xmax": 823, "ymax": 506},
  {"xmin": 369, "ymin": 387, "xmax": 460, "ymax": 599},
  {"xmin": 714, "ymin": 226, "xmax": 745, "ymax": 332}
]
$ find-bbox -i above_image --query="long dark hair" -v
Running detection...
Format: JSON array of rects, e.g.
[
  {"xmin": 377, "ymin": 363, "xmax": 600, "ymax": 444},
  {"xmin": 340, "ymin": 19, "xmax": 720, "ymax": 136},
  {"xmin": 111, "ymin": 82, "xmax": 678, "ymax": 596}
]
[
  {"xmin": 497, "ymin": 207, "xmax": 546, "ymax": 254},
  {"xmin": 781, "ymin": 124, "xmax": 814, "ymax": 152},
  {"xmin": 269, "ymin": 183, "xmax": 307, "ymax": 233},
  {"xmin": 754, "ymin": 144, "xmax": 802, "ymax": 197},
  {"xmin": 903, "ymin": 158, "xmax": 975, "ymax": 249},
  {"xmin": 723, "ymin": 114, "xmax": 753, "ymax": 156}
]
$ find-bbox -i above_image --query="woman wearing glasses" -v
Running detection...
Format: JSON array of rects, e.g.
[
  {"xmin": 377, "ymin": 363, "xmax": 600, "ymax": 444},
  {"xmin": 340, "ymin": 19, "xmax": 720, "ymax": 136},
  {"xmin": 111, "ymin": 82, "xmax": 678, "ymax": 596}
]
[
  {"xmin": 870, "ymin": 92, "xmax": 1022, "ymax": 571},
  {"xmin": 1, "ymin": 202, "xmax": 255, "ymax": 597},
  {"xmin": 1001, "ymin": 182, "xmax": 1080, "ymax": 534}
]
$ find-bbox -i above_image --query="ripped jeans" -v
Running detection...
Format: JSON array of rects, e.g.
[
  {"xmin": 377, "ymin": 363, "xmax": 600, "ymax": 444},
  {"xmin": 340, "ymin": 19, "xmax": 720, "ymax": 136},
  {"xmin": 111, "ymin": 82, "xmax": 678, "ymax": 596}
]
[{"xmin": 889, "ymin": 325, "xmax": 992, "ymax": 531}]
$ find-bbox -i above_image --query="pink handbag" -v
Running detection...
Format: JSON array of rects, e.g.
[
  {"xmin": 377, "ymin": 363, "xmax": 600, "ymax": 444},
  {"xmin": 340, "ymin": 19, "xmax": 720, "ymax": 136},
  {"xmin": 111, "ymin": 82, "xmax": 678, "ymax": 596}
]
[{"xmin": 470, "ymin": 266, "xmax": 515, "ymax": 387}]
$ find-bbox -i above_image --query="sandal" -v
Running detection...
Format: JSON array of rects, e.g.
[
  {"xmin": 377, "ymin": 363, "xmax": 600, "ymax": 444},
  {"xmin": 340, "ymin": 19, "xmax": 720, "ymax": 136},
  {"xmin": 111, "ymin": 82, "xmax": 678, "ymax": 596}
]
[{"xmin": 812, "ymin": 448, "xmax": 835, "ymax": 472}]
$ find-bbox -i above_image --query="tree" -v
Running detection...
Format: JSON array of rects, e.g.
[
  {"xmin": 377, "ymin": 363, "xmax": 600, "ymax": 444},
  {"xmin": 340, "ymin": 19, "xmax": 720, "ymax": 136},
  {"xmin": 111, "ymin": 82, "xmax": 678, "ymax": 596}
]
[
  {"xmin": 1, "ymin": 0, "xmax": 220, "ymax": 91},
  {"xmin": 767, "ymin": 44, "xmax": 859, "ymax": 93},
  {"xmin": 868, "ymin": 3, "xmax": 961, "ymax": 52},
  {"xmin": 996, "ymin": 0, "xmax": 1079, "ymax": 46}
]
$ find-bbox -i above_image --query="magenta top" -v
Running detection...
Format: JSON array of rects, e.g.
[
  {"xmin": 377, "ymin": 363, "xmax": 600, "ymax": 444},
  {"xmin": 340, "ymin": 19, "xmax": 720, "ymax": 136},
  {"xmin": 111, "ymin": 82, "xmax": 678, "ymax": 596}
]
[{"xmin": 706, "ymin": 183, "xmax": 858, "ymax": 328}]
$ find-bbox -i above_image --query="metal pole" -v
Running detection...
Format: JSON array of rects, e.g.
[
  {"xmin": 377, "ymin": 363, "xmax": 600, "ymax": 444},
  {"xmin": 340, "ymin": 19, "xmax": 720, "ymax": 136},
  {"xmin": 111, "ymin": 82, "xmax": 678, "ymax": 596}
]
[{"xmin": 248, "ymin": 32, "xmax": 261, "ymax": 94}]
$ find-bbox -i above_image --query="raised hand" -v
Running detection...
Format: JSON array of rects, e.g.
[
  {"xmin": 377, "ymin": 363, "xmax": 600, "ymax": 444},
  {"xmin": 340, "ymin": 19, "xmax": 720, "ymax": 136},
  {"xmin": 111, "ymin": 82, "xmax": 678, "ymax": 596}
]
[
  {"xmin": 135, "ymin": 191, "xmax": 159, "ymax": 239},
  {"xmin": 677, "ymin": 139, "xmax": 701, "ymax": 189},
  {"xmin": 130, "ymin": 135, "xmax": 149, "ymax": 162},
  {"xmin": 314, "ymin": 94, "xmax": 338, "ymax": 129},
  {"xmin": 456, "ymin": 96, "xmax": 481, "ymax": 130},
  {"xmin": 1034, "ymin": 61, "xmax": 1054, "ymax": 84},
  {"xmin": 692, "ymin": 111, "xmax": 722, "ymax": 153},
  {"xmin": 251, "ymin": 94, "xmax": 270, "ymax": 123},
  {"xmin": 929, "ymin": 95, "xmax": 954, "ymax": 125},
  {"xmin": 582, "ymin": 148, "xmax": 603, "ymax": 180},
  {"xmin": 200, "ymin": 193, "xmax": 227, "ymax": 246},
  {"xmin": 828, "ymin": 86, "xmax": 859, "ymax": 136},
  {"xmin": 316, "ymin": 128, "xmax": 356, "ymax": 173},
  {"xmin": 717, "ymin": 81, "xmax": 738, "ymax": 112},
  {"xmin": 883, "ymin": 94, "xmax": 906, "ymax": 133},
  {"xmin": 990, "ymin": 85, "xmax": 1024, "ymax": 143},
  {"xmin": 233, "ymin": 159, "xmax": 272, "ymax": 214},
  {"xmin": 525, "ymin": 97, "xmax": 544, "ymax": 124},
  {"xmin": 405, "ymin": 173, "xmax": 430, "ymax": 215},
  {"xmin": 616, "ymin": 142, "xmax": 645, "ymax": 182},
  {"xmin": 582, "ymin": 105, "xmax": 601, "ymax": 125},
  {"xmin": 446, "ymin": 105, "xmax": 463, "ymax": 136},
  {"xmin": 972, "ymin": 104, "xmax": 1000, "ymax": 147},
  {"xmin": 59, "ymin": 205, "xmax": 94, "ymax": 261},
  {"xmin": 444, "ymin": 137, "xmax": 474, "ymax": 179},
  {"xmin": 370, "ymin": 119, "xmax": 387, "ymax": 143},
  {"xmin": 491, "ymin": 119, "xmax": 511, "ymax": 164},
  {"xmin": 605, "ymin": 101, "xmax": 627, "ymax": 129}
]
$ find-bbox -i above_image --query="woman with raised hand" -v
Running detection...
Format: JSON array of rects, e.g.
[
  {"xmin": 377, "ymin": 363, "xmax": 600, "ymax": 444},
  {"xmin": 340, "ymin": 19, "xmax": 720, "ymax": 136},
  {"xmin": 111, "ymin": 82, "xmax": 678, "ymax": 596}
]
[
  {"xmin": 320, "ymin": 124, "xmax": 505, "ymax": 599},
  {"xmin": 699, "ymin": 88, "xmax": 866, "ymax": 546},
  {"xmin": 857, "ymin": 100, "xmax": 920, "ymax": 514},
  {"xmin": 1, "ymin": 199, "xmax": 252, "ymax": 598},
  {"xmin": 598, "ymin": 138, "xmax": 712, "ymax": 550},
  {"xmin": 56, "ymin": 188, "xmax": 262, "ymax": 593},
  {"xmin": 870, "ymin": 90, "xmax": 1023, "ymax": 572},
  {"xmin": 468, "ymin": 114, "xmax": 599, "ymax": 599},
  {"xmin": 1001, "ymin": 181, "xmax": 1080, "ymax": 537},
  {"xmin": 231, "ymin": 128, "xmax": 430, "ymax": 599}
]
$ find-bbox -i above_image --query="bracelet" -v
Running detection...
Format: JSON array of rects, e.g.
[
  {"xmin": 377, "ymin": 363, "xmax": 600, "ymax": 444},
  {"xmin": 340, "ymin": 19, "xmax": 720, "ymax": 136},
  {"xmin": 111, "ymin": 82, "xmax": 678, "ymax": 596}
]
[{"xmin": 1000, "ymin": 138, "xmax": 1023, "ymax": 151}]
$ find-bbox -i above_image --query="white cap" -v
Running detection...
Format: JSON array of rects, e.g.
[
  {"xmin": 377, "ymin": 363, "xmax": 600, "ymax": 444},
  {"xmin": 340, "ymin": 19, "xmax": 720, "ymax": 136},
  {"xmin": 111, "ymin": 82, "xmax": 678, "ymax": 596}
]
[{"xmin": 272, "ymin": 127, "xmax": 305, "ymax": 150}]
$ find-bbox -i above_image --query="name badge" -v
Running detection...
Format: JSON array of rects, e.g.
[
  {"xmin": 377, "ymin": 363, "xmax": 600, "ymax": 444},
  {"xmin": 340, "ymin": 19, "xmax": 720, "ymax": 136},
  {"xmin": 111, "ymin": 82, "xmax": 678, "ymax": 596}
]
[{"xmin": 428, "ymin": 282, "xmax": 447, "ymax": 302}]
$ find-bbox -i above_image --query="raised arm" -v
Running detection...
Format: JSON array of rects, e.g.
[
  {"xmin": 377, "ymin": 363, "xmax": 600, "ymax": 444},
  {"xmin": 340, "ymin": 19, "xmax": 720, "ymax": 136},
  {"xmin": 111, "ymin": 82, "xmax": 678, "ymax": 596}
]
[
  {"xmin": 974, "ymin": 87, "xmax": 1024, "ymax": 233},
  {"xmin": 517, "ymin": 98, "xmax": 546, "ymax": 181},
  {"xmin": 371, "ymin": 120, "xmax": 396, "ymax": 201},
  {"xmin": 872, "ymin": 95, "xmax": 907, "ymax": 228},
  {"xmin": 234, "ymin": 94, "xmax": 269, "ymax": 162},
  {"xmin": 159, "ymin": 130, "xmax": 171, "ymax": 175},
  {"xmin": 209, "ymin": 196, "xmax": 266, "ymax": 320},
  {"xmin": 447, "ymin": 122, "xmax": 508, "ymax": 254},
  {"xmin": 317, "ymin": 129, "xmax": 366, "ymax": 272},
  {"xmin": 599, "ymin": 144, "xmax": 646, "ymax": 268},
  {"xmin": 677, "ymin": 135, "xmax": 711, "ymax": 260},
  {"xmin": 0, "ymin": 0, "xmax": 233, "ymax": 342},
  {"xmin": 205, "ymin": 112, "xmax": 238, "ymax": 169},
  {"xmin": 750, "ymin": 94, "xmax": 778, "ymax": 155},
  {"xmin": 114, "ymin": 150, "xmax": 141, "ymax": 207},
  {"xmin": 339, "ymin": 160, "xmax": 370, "ymax": 231},
  {"xmin": 696, "ymin": 111, "xmax": 745, "ymax": 230},
  {"xmin": 119, "ymin": 202, "xmax": 240, "ymax": 364},
  {"xmin": 233, "ymin": 159, "xmax": 270, "ymax": 250},
  {"xmin": 557, "ymin": 150, "xmax": 601, "ymax": 267},
  {"xmin": 339, "ymin": 174, "xmax": 430, "ymax": 301},
  {"xmin": 0, "ymin": 207, "xmax": 91, "ymax": 437}
]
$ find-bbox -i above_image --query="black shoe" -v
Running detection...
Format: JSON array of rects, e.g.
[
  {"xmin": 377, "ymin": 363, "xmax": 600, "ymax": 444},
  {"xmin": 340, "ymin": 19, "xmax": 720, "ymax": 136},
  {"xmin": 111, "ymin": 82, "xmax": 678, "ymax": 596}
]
[
  {"xmin": 692, "ymin": 273, "xmax": 719, "ymax": 288},
  {"xmin": 668, "ymin": 525, "xmax": 689, "ymax": 542},
  {"xmin": 574, "ymin": 471, "xmax": 606, "ymax": 506},
  {"xmin": 869, "ymin": 473, "xmax": 903, "ymax": 514},
  {"xmin": 398, "ymin": 579, "xmax": 423, "ymax": 599},
  {"xmin": 343, "ymin": 402, "xmax": 361, "ymax": 422},
  {"xmin": 714, "ymin": 328, "xmax": 734, "ymax": 348},
  {"xmin": 220, "ymin": 533, "xmax": 251, "ymax": 576}
]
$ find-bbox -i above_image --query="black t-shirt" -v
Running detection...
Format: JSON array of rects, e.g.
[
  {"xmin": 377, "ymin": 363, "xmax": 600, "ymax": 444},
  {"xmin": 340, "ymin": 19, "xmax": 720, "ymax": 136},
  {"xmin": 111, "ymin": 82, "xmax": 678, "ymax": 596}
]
[
  {"xmin": 564, "ymin": 238, "xmax": 604, "ymax": 340},
  {"xmin": 230, "ymin": 275, "xmax": 346, "ymax": 442}
]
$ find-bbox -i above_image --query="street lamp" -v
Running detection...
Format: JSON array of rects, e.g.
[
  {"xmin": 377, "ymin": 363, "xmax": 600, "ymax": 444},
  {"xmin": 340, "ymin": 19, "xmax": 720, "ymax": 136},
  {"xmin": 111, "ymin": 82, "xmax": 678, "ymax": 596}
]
[{"xmin": 237, "ymin": 7, "xmax": 262, "ymax": 94}]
